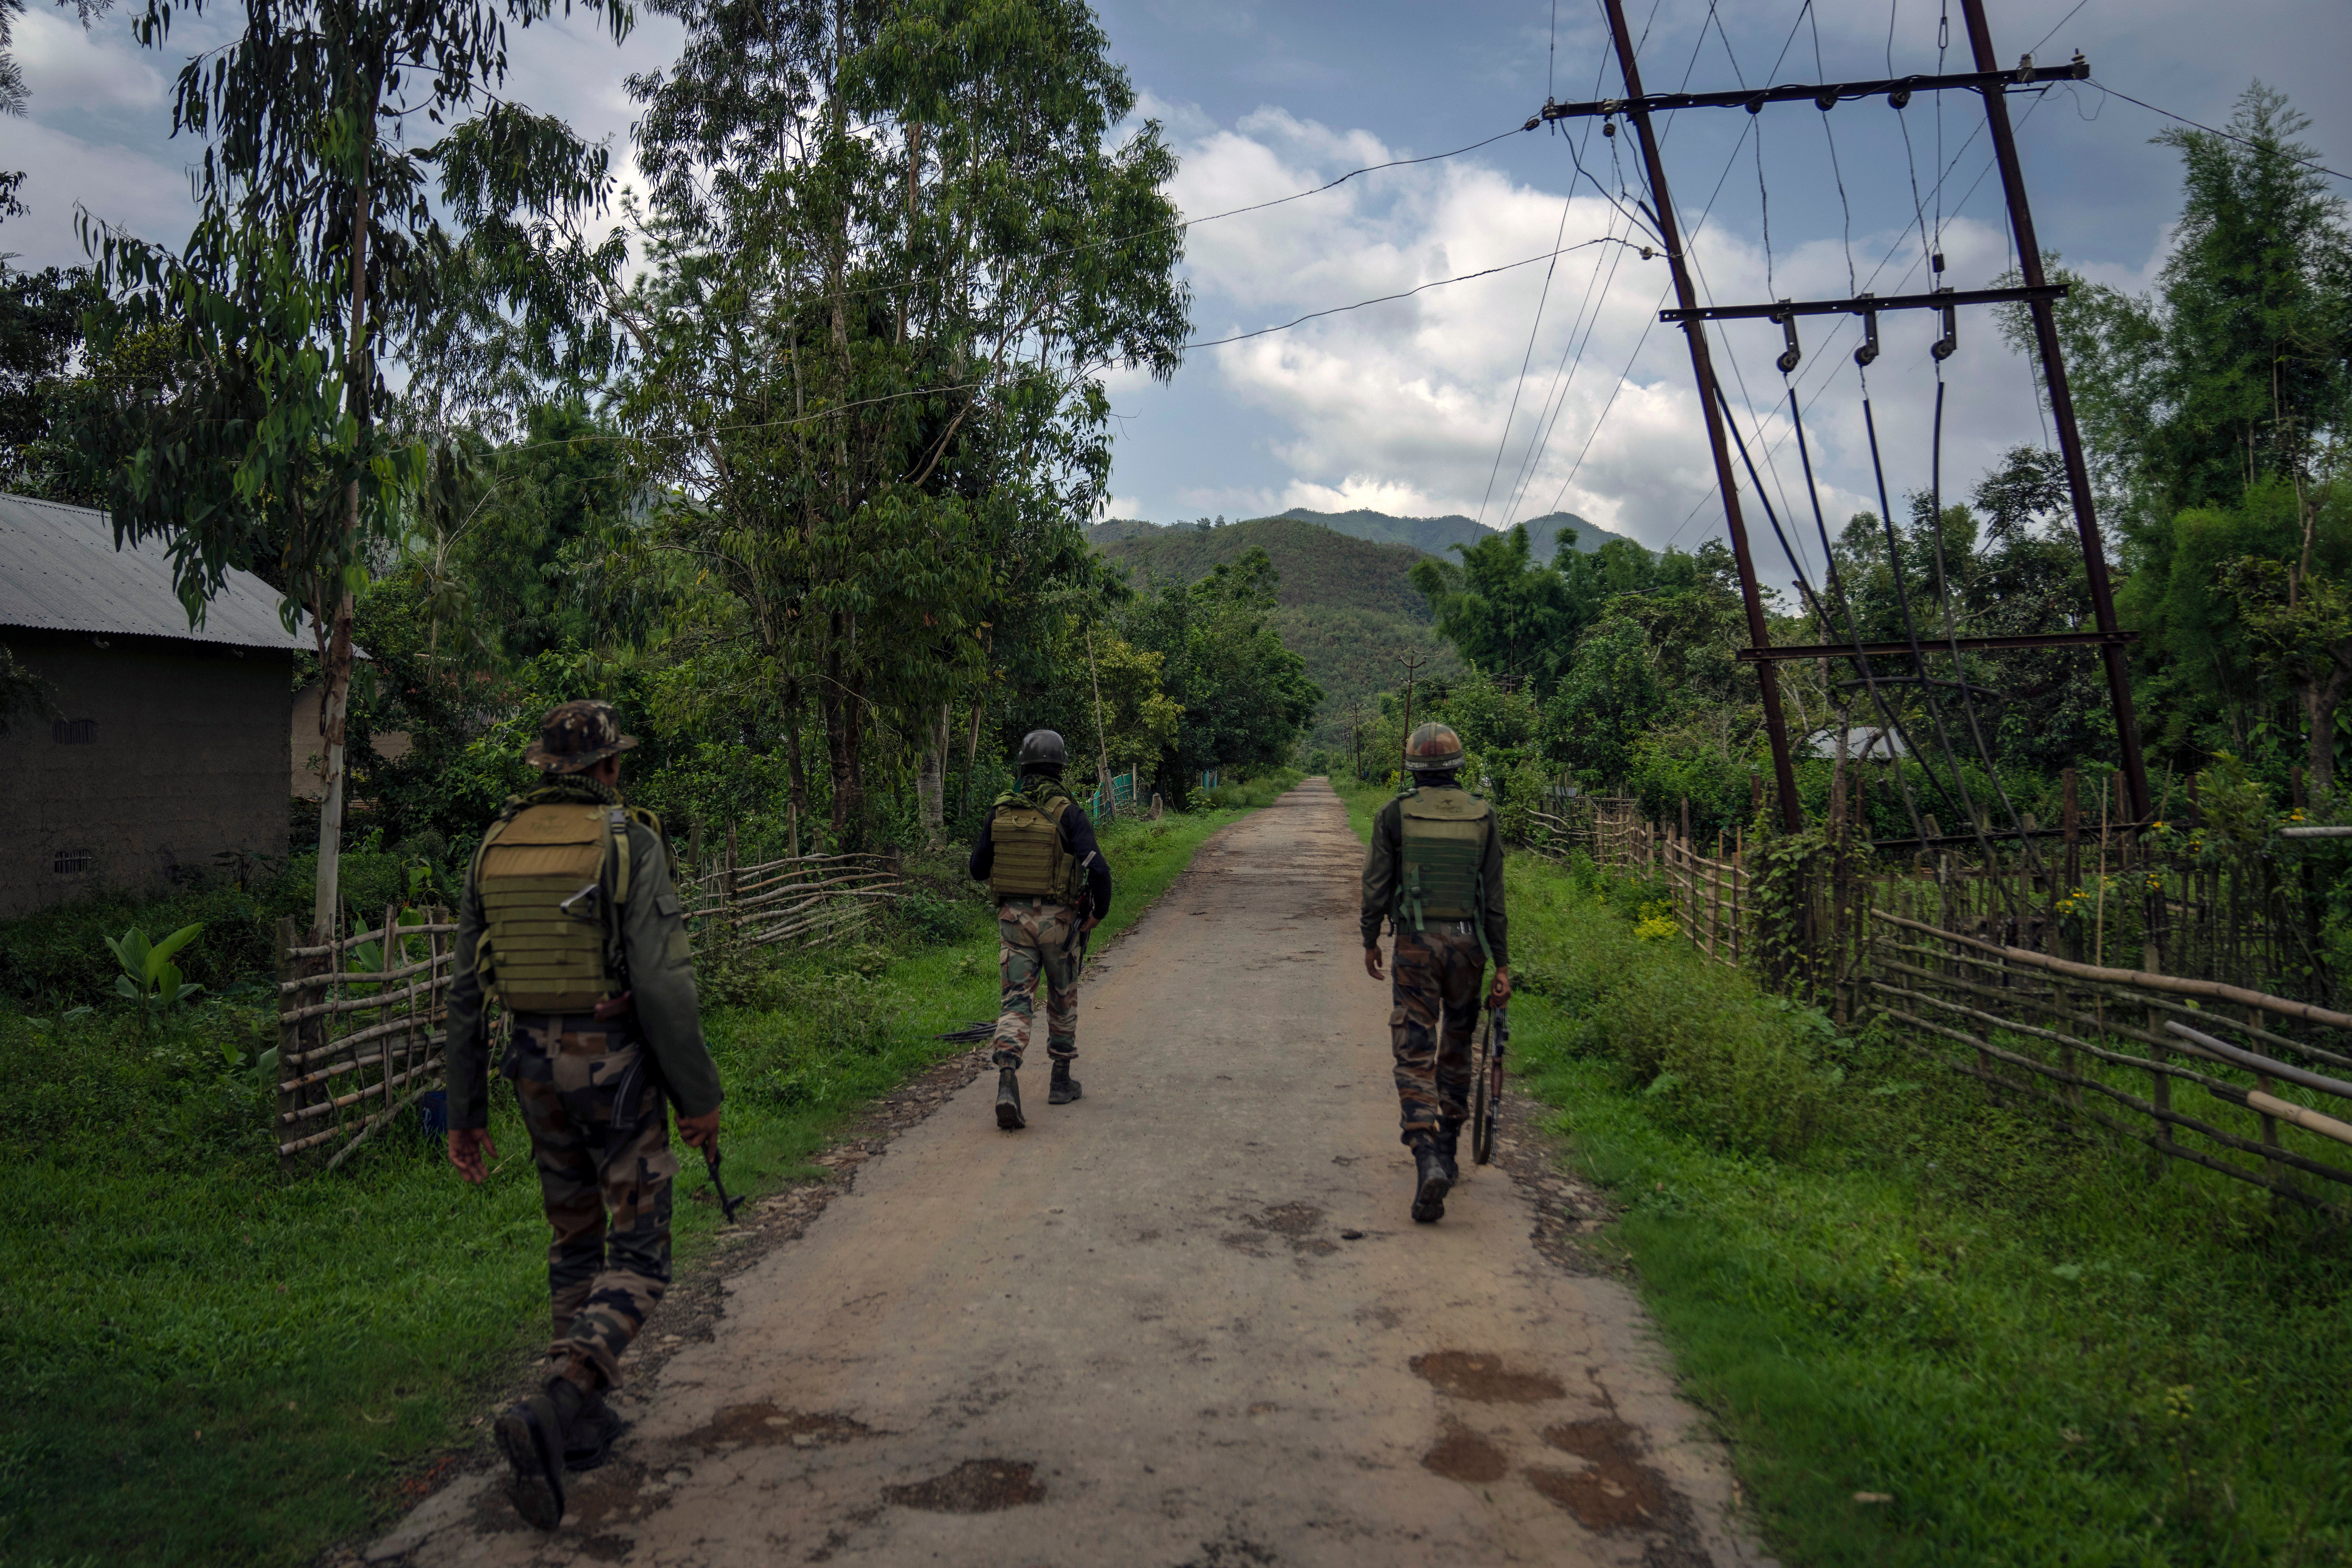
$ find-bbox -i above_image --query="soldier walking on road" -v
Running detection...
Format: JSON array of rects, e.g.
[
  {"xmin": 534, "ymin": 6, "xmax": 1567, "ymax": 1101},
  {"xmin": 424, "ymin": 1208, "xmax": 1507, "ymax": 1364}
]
[
  {"xmin": 1360, "ymin": 722, "xmax": 1510, "ymax": 1223},
  {"xmin": 968, "ymin": 729, "xmax": 1114, "ymax": 1129},
  {"xmin": 443, "ymin": 700, "xmax": 725, "ymax": 1530}
]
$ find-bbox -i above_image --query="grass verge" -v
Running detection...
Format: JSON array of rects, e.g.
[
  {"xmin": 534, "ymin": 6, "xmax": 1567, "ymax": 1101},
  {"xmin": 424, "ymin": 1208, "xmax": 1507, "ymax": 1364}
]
[
  {"xmin": 1510, "ymin": 856, "xmax": 2352, "ymax": 1565},
  {"xmin": 0, "ymin": 795, "xmax": 1269, "ymax": 1568},
  {"xmin": 1335, "ymin": 775, "xmax": 2352, "ymax": 1564}
]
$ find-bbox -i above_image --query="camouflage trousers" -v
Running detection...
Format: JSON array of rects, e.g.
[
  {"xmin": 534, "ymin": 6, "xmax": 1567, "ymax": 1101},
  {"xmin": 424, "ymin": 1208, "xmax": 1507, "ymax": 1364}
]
[
  {"xmin": 505, "ymin": 1013, "xmax": 678, "ymax": 1388},
  {"xmin": 1388, "ymin": 924, "xmax": 1487, "ymax": 1147},
  {"xmin": 993, "ymin": 898, "xmax": 1083, "ymax": 1068}
]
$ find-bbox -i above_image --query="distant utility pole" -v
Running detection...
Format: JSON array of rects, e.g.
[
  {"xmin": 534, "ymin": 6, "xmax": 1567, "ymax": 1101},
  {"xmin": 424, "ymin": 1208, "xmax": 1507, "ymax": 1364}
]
[{"xmin": 1397, "ymin": 652, "xmax": 1428, "ymax": 768}]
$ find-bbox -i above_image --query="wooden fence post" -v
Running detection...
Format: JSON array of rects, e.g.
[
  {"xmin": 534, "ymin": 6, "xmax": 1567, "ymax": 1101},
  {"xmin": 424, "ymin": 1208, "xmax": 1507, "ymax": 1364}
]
[{"xmin": 275, "ymin": 916, "xmax": 300, "ymax": 1158}]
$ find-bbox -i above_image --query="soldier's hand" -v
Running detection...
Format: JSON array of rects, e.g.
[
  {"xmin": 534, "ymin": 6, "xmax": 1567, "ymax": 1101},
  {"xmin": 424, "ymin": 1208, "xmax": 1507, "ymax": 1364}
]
[
  {"xmin": 449, "ymin": 1128, "xmax": 497, "ymax": 1184},
  {"xmin": 1489, "ymin": 967, "xmax": 1512, "ymax": 1007},
  {"xmin": 677, "ymin": 1108, "xmax": 721, "ymax": 1154},
  {"xmin": 1364, "ymin": 946, "xmax": 1385, "ymax": 982}
]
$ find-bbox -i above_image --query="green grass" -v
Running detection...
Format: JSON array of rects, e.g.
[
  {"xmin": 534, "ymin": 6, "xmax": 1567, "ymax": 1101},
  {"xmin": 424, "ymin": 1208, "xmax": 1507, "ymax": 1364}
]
[
  {"xmin": 0, "ymin": 800, "xmax": 1263, "ymax": 1568},
  {"xmin": 1331, "ymin": 774, "xmax": 2352, "ymax": 1564},
  {"xmin": 1508, "ymin": 859, "xmax": 2352, "ymax": 1566}
]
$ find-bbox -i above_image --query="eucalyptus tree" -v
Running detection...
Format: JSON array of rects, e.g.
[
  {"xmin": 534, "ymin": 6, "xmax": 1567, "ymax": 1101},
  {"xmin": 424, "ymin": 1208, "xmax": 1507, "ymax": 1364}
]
[
  {"xmin": 75, "ymin": 0, "xmax": 628, "ymax": 934},
  {"xmin": 614, "ymin": 0, "xmax": 1189, "ymax": 840}
]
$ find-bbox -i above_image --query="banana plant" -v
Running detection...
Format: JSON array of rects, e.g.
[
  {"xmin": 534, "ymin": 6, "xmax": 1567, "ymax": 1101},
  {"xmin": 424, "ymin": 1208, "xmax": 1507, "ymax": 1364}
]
[{"xmin": 107, "ymin": 923, "xmax": 206, "ymax": 1021}]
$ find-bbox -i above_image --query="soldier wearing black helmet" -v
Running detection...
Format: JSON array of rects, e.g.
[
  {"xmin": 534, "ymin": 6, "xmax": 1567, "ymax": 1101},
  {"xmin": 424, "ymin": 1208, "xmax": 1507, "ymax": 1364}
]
[
  {"xmin": 967, "ymin": 729, "xmax": 1114, "ymax": 1129},
  {"xmin": 1360, "ymin": 721, "xmax": 1510, "ymax": 1223}
]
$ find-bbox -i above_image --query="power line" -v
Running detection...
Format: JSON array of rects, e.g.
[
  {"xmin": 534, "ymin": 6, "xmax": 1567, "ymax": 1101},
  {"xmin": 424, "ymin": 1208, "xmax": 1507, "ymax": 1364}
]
[
  {"xmin": 1183, "ymin": 236, "xmax": 1645, "ymax": 350},
  {"xmin": 1477, "ymin": 189, "xmax": 1582, "ymax": 525},
  {"xmin": 2087, "ymin": 80, "xmax": 2352, "ymax": 184}
]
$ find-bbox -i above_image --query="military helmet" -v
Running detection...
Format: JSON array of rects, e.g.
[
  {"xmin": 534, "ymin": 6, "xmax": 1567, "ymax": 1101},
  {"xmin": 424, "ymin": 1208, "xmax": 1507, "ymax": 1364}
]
[
  {"xmin": 1017, "ymin": 728, "xmax": 1068, "ymax": 771},
  {"xmin": 1404, "ymin": 721, "xmax": 1465, "ymax": 773},
  {"xmin": 524, "ymin": 699, "xmax": 639, "ymax": 773}
]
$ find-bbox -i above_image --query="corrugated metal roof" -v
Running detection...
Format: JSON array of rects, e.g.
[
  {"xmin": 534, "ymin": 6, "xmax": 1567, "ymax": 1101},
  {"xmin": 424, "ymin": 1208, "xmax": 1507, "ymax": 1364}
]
[{"xmin": 0, "ymin": 491, "xmax": 311, "ymax": 652}]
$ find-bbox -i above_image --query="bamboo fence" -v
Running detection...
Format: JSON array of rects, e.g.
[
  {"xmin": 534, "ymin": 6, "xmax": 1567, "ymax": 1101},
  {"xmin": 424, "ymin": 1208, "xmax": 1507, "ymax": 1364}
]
[
  {"xmin": 275, "ymin": 840, "xmax": 909, "ymax": 1169},
  {"xmin": 677, "ymin": 844, "xmax": 907, "ymax": 949},
  {"xmin": 275, "ymin": 904, "xmax": 458, "ymax": 1169},
  {"xmin": 1551, "ymin": 789, "xmax": 2352, "ymax": 1215}
]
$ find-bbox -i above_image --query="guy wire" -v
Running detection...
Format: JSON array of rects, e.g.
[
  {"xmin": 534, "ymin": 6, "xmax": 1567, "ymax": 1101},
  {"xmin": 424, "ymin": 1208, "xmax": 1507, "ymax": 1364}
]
[
  {"xmin": 1925, "ymin": 372, "xmax": 2047, "ymax": 875},
  {"xmin": 1786, "ymin": 384, "xmax": 1935, "ymax": 844},
  {"xmin": 1724, "ymin": 382, "xmax": 1955, "ymax": 841},
  {"xmin": 1861, "ymin": 388, "xmax": 2011, "ymax": 894}
]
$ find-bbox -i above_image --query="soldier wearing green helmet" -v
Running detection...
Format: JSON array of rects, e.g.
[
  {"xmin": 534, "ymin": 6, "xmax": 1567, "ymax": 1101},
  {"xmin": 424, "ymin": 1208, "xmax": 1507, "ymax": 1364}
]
[
  {"xmin": 1359, "ymin": 721, "xmax": 1510, "ymax": 1223},
  {"xmin": 443, "ymin": 699, "xmax": 723, "ymax": 1530}
]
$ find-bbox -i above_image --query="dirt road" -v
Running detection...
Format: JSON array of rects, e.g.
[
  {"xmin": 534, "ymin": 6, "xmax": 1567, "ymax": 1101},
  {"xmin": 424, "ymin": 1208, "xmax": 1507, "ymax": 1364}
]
[{"xmin": 368, "ymin": 780, "xmax": 1766, "ymax": 1567}]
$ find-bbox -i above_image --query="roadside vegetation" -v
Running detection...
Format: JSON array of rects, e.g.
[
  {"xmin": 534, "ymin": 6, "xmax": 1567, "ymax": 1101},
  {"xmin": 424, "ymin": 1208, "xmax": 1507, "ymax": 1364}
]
[
  {"xmin": 1337, "ymin": 773, "xmax": 2352, "ymax": 1564},
  {"xmin": 0, "ymin": 786, "xmax": 1284, "ymax": 1568}
]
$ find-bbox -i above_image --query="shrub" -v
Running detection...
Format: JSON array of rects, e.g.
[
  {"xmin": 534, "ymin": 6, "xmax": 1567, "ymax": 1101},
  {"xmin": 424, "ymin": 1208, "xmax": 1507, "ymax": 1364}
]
[{"xmin": 1509, "ymin": 858, "xmax": 1845, "ymax": 1160}]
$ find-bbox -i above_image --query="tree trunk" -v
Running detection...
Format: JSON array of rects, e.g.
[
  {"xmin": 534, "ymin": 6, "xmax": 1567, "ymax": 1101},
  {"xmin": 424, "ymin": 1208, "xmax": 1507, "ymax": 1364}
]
[
  {"xmin": 2304, "ymin": 646, "xmax": 2352, "ymax": 803},
  {"xmin": 783, "ymin": 678, "xmax": 810, "ymax": 822},
  {"xmin": 312, "ymin": 121, "xmax": 373, "ymax": 940},
  {"xmin": 916, "ymin": 702, "xmax": 947, "ymax": 840},
  {"xmin": 822, "ymin": 624, "xmax": 865, "ymax": 842}
]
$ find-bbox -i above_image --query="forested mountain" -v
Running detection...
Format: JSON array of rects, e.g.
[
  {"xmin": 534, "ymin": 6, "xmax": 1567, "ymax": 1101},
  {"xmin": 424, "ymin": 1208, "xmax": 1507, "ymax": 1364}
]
[
  {"xmin": 1279, "ymin": 507, "xmax": 1620, "ymax": 563},
  {"xmin": 1090, "ymin": 514, "xmax": 1432, "ymax": 616},
  {"xmin": 1088, "ymin": 514, "xmax": 1463, "ymax": 748}
]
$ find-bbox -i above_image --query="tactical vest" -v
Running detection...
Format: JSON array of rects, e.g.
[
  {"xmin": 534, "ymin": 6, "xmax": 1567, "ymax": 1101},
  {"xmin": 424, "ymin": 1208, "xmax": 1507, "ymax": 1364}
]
[
  {"xmin": 987, "ymin": 791, "xmax": 1087, "ymax": 905},
  {"xmin": 1397, "ymin": 786, "xmax": 1493, "ymax": 935},
  {"xmin": 470, "ymin": 799, "xmax": 648, "ymax": 1012}
]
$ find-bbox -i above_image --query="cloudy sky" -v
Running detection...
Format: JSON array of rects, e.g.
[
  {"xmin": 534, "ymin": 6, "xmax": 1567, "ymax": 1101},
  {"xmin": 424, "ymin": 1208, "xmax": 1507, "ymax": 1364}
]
[{"xmin": 6, "ymin": 0, "xmax": 2348, "ymax": 566}]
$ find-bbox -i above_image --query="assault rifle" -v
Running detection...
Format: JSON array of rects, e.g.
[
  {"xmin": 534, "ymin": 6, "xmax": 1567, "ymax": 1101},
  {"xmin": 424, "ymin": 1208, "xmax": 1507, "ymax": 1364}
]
[{"xmin": 1471, "ymin": 1006, "xmax": 1509, "ymax": 1165}]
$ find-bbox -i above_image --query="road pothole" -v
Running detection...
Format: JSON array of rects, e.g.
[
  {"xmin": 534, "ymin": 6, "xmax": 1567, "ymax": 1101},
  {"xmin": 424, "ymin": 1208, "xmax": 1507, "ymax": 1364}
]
[
  {"xmin": 1409, "ymin": 1351, "xmax": 1566, "ymax": 1403},
  {"xmin": 682, "ymin": 1402, "xmax": 877, "ymax": 1449},
  {"xmin": 881, "ymin": 1459, "xmax": 1045, "ymax": 1513},
  {"xmin": 1420, "ymin": 1419, "xmax": 1509, "ymax": 1483},
  {"xmin": 1526, "ymin": 1419, "xmax": 1677, "ymax": 1532}
]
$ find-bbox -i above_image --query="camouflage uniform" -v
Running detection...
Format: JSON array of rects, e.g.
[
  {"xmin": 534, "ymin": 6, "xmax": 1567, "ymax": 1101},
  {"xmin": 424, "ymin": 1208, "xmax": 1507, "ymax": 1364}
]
[
  {"xmin": 967, "ymin": 772, "xmax": 1113, "ymax": 1073},
  {"xmin": 445, "ymin": 712, "xmax": 720, "ymax": 1391},
  {"xmin": 505, "ymin": 1014, "xmax": 678, "ymax": 1387},
  {"xmin": 992, "ymin": 897, "xmax": 1084, "ymax": 1068},
  {"xmin": 1361, "ymin": 782, "xmax": 1508, "ymax": 1150},
  {"xmin": 1386, "ymin": 923, "xmax": 1488, "ymax": 1142}
]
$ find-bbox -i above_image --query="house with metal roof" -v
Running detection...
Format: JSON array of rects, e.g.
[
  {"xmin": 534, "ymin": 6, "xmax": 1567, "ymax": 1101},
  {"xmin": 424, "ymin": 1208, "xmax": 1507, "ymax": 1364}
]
[{"xmin": 0, "ymin": 490, "xmax": 308, "ymax": 917}]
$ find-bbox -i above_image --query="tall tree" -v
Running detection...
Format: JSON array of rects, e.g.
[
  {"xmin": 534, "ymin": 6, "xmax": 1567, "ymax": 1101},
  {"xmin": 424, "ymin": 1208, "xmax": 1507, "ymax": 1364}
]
[
  {"xmin": 76, "ymin": 0, "xmax": 627, "ymax": 934},
  {"xmin": 615, "ymin": 0, "xmax": 1188, "ymax": 841}
]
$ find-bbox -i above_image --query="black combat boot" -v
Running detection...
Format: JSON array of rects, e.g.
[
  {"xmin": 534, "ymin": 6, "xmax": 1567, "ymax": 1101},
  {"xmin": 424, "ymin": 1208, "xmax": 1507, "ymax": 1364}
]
[
  {"xmin": 495, "ymin": 1374, "xmax": 585, "ymax": 1529},
  {"xmin": 1048, "ymin": 1059, "xmax": 1082, "ymax": 1105},
  {"xmin": 1436, "ymin": 1120, "xmax": 1463, "ymax": 1185},
  {"xmin": 563, "ymin": 1387, "xmax": 624, "ymax": 1472},
  {"xmin": 1410, "ymin": 1143, "xmax": 1452, "ymax": 1224},
  {"xmin": 995, "ymin": 1065, "xmax": 1026, "ymax": 1130}
]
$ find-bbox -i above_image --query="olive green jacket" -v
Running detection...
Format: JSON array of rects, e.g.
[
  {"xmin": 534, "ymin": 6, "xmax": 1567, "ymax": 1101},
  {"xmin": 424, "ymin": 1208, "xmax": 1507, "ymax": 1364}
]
[
  {"xmin": 442, "ymin": 778, "xmax": 724, "ymax": 1129},
  {"xmin": 1359, "ymin": 784, "xmax": 1509, "ymax": 966}
]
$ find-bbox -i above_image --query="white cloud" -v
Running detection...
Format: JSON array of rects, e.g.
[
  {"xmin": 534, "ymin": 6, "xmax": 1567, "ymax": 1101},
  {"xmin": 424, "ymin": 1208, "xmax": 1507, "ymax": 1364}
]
[
  {"xmin": 1120, "ymin": 84, "xmax": 2087, "ymax": 554},
  {"xmin": 15, "ymin": 7, "xmax": 167, "ymax": 114}
]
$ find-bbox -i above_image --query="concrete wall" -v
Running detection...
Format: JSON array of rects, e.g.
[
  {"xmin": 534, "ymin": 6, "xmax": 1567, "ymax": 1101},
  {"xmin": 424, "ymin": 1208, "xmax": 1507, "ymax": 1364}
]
[
  {"xmin": 0, "ymin": 629, "xmax": 293, "ymax": 918},
  {"xmin": 290, "ymin": 675, "xmax": 412, "ymax": 801}
]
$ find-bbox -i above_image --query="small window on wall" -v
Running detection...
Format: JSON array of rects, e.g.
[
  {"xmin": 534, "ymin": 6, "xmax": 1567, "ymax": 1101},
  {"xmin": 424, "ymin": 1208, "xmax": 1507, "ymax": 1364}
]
[
  {"xmin": 52, "ymin": 719, "xmax": 96, "ymax": 745},
  {"xmin": 53, "ymin": 849, "xmax": 91, "ymax": 875}
]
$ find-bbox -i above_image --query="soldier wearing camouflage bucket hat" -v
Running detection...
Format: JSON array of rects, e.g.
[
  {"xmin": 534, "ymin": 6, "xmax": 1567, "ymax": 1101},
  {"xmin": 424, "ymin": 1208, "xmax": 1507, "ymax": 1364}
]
[
  {"xmin": 442, "ymin": 699, "xmax": 724, "ymax": 1530},
  {"xmin": 1359, "ymin": 722, "xmax": 1510, "ymax": 1224}
]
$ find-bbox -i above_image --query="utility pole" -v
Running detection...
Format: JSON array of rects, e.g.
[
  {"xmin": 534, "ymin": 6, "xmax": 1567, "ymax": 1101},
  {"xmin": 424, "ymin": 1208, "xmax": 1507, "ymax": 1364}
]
[
  {"xmin": 1085, "ymin": 622, "xmax": 1115, "ymax": 821},
  {"xmin": 1599, "ymin": 0, "xmax": 1804, "ymax": 834},
  {"xmin": 1397, "ymin": 653, "xmax": 1428, "ymax": 769},
  {"xmin": 1957, "ymin": 0, "xmax": 2151, "ymax": 826}
]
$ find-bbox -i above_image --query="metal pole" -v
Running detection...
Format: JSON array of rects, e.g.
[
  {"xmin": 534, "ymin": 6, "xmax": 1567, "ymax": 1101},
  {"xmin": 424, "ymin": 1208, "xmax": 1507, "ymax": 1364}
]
[
  {"xmin": 1398, "ymin": 653, "xmax": 1427, "ymax": 769},
  {"xmin": 1600, "ymin": 0, "xmax": 1804, "ymax": 834},
  {"xmin": 1957, "ymin": 0, "xmax": 2151, "ymax": 827}
]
